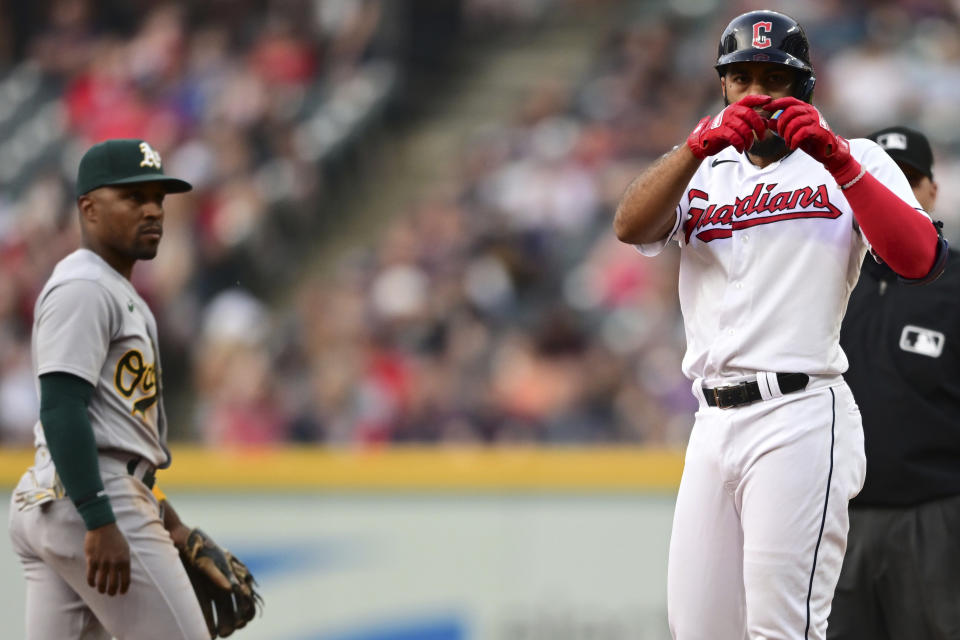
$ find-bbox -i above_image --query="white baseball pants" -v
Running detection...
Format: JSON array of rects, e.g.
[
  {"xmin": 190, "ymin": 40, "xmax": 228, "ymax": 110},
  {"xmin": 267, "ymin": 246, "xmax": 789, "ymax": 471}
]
[
  {"xmin": 8, "ymin": 454, "xmax": 210, "ymax": 640},
  {"xmin": 668, "ymin": 380, "xmax": 866, "ymax": 640}
]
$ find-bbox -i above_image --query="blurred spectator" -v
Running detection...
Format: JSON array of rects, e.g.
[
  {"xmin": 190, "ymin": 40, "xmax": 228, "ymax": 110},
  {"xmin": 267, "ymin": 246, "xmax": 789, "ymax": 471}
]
[
  {"xmin": 0, "ymin": 0, "xmax": 399, "ymax": 441},
  {"xmin": 824, "ymin": 12, "xmax": 916, "ymax": 136}
]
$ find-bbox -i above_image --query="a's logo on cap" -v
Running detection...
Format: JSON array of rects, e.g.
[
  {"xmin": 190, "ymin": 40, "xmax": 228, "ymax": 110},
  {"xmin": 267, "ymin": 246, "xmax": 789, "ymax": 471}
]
[
  {"xmin": 752, "ymin": 21, "xmax": 773, "ymax": 49},
  {"xmin": 876, "ymin": 132, "xmax": 909, "ymax": 151},
  {"xmin": 139, "ymin": 142, "xmax": 162, "ymax": 169}
]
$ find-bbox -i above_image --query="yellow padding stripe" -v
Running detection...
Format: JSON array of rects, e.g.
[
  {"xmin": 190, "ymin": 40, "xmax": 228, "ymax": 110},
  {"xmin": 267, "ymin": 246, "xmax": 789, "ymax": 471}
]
[{"xmin": 0, "ymin": 446, "xmax": 684, "ymax": 491}]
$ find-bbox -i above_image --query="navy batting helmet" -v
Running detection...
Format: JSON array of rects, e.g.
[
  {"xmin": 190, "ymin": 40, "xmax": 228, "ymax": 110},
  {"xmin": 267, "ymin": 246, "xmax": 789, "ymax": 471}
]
[{"xmin": 715, "ymin": 10, "xmax": 816, "ymax": 102}]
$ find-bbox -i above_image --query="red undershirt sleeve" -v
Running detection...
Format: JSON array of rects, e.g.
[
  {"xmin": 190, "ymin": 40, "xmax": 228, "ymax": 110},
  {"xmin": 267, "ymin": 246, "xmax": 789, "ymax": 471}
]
[{"xmin": 834, "ymin": 161, "xmax": 939, "ymax": 280}]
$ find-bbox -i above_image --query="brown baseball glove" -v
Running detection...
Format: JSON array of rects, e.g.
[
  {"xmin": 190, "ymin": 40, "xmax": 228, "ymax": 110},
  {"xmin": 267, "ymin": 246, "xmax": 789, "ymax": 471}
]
[{"xmin": 180, "ymin": 528, "xmax": 263, "ymax": 638}]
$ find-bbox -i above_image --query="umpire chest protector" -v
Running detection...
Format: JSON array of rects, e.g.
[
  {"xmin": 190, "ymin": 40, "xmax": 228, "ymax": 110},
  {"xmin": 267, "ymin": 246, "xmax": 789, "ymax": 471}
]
[{"xmin": 842, "ymin": 251, "xmax": 960, "ymax": 506}]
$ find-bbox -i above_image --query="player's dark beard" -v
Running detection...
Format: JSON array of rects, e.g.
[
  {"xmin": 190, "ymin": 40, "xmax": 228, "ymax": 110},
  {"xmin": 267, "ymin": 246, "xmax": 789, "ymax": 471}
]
[{"xmin": 749, "ymin": 133, "xmax": 788, "ymax": 158}]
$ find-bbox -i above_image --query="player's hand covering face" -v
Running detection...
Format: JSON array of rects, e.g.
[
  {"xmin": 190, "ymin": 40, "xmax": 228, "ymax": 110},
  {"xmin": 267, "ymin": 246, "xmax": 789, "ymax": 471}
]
[
  {"xmin": 765, "ymin": 97, "xmax": 851, "ymax": 172},
  {"xmin": 717, "ymin": 62, "xmax": 799, "ymax": 158},
  {"xmin": 687, "ymin": 95, "xmax": 771, "ymax": 159}
]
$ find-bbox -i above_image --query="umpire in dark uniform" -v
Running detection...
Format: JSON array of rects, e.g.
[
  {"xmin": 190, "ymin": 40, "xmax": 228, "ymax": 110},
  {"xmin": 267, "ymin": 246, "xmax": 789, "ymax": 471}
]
[{"xmin": 828, "ymin": 126, "xmax": 960, "ymax": 639}]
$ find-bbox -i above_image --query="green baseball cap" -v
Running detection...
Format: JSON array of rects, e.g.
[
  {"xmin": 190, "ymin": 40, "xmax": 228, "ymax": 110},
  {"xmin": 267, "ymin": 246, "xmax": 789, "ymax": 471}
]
[{"xmin": 75, "ymin": 138, "xmax": 193, "ymax": 197}]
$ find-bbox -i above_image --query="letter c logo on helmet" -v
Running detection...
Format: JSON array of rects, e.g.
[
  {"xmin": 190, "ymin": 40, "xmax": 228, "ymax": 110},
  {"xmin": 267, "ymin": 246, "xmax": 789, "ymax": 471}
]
[
  {"xmin": 752, "ymin": 21, "xmax": 773, "ymax": 48},
  {"xmin": 715, "ymin": 10, "xmax": 817, "ymax": 102}
]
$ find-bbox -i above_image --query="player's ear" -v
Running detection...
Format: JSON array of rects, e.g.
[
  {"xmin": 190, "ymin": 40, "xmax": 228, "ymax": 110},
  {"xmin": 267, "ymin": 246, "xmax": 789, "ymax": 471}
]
[
  {"xmin": 720, "ymin": 76, "xmax": 728, "ymax": 104},
  {"xmin": 77, "ymin": 194, "xmax": 98, "ymax": 225}
]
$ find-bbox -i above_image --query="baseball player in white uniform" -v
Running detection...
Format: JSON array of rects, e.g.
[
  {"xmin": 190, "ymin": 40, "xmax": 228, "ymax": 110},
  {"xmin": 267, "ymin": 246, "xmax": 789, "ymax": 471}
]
[
  {"xmin": 613, "ymin": 11, "xmax": 947, "ymax": 640},
  {"xmin": 8, "ymin": 139, "xmax": 259, "ymax": 639}
]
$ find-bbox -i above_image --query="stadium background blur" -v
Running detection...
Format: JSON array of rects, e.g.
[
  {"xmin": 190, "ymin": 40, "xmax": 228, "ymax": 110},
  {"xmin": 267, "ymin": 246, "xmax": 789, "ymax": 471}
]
[{"xmin": 1, "ymin": 1, "xmax": 958, "ymax": 638}]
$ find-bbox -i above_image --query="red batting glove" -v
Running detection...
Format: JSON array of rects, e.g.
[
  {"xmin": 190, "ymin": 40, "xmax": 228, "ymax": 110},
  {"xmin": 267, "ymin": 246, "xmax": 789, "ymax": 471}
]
[
  {"xmin": 686, "ymin": 95, "xmax": 771, "ymax": 160},
  {"xmin": 765, "ymin": 97, "xmax": 860, "ymax": 184}
]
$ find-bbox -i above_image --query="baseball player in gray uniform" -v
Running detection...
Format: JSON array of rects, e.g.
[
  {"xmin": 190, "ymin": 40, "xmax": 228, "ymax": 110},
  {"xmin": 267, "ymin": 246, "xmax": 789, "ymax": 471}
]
[{"xmin": 8, "ymin": 139, "xmax": 259, "ymax": 640}]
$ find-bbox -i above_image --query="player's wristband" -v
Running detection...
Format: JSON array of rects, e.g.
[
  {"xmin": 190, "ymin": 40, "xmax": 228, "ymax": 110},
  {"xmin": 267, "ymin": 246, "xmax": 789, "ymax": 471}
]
[
  {"xmin": 75, "ymin": 490, "xmax": 117, "ymax": 530},
  {"xmin": 827, "ymin": 155, "xmax": 862, "ymax": 187},
  {"xmin": 839, "ymin": 166, "xmax": 866, "ymax": 190}
]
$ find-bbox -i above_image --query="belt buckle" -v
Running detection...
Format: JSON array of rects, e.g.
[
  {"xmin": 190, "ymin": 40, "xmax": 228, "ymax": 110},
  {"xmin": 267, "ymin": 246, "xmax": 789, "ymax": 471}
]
[{"xmin": 713, "ymin": 383, "xmax": 749, "ymax": 409}]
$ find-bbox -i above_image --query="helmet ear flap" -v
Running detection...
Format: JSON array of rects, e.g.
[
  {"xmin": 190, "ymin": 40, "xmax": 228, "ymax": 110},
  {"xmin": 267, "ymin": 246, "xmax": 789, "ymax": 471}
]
[{"xmin": 797, "ymin": 74, "xmax": 816, "ymax": 102}]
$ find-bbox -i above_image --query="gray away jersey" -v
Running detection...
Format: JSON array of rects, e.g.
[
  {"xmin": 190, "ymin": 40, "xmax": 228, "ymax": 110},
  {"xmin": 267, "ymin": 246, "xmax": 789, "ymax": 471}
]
[{"xmin": 31, "ymin": 248, "xmax": 171, "ymax": 468}]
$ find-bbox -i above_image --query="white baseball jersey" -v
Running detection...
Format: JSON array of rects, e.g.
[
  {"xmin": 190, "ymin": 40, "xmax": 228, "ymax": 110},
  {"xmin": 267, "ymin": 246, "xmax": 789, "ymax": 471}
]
[
  {"xmin": 639, "ymin": 139, "xmax": 926, "ymax": 385},
  {"xmin": 31, "ymin": 248, "xmax": 171, "ymax": 467}
]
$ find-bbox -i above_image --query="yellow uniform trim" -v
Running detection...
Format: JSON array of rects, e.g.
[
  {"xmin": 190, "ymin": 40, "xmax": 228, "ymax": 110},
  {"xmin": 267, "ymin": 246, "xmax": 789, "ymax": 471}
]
[
  {"xmin": 0, "ymin": 446, "xmax": 684, "ymax": 492},
  {"xmin": 152, "ymin": 483, "xmax": 167, "ymax": 502}
]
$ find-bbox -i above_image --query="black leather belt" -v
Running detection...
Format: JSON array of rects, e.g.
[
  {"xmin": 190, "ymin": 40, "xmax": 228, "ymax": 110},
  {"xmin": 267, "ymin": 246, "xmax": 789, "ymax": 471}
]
[
  {"xmin": 126, "ymin": 457, "xmax": 156, "ymax": 489},
  {"xmin": 704, "ymin": 373, "xmax": 809, "ymax": 409}
]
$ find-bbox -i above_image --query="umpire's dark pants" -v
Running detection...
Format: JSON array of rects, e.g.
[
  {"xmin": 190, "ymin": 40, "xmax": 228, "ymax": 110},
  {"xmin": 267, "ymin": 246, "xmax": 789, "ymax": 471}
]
[{"xmin": 827, "ymin": 493, "xmax": 960, "ymax": 640}]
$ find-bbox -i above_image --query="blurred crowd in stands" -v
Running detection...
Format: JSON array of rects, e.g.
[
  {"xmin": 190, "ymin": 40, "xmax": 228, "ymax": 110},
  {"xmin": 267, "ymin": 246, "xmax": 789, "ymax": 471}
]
[{"xmin": 1, "ymin": 0, "xmax": 959, "ymax": 447}]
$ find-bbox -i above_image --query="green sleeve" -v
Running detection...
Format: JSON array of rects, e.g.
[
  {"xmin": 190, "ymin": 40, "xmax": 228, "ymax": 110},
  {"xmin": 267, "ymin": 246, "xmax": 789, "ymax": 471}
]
[{"xmin": 39, "ymin": 372, "xmax": 116, "ymax": 530}]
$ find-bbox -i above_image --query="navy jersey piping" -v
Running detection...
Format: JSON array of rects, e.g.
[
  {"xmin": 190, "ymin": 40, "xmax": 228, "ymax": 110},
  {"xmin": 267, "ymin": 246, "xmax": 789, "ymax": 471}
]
[{"xmin": 805, "ymin": 387, "xmax": 836, "ymax": 638}]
